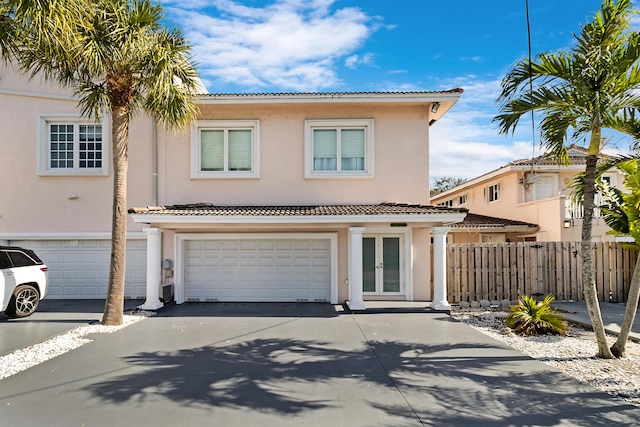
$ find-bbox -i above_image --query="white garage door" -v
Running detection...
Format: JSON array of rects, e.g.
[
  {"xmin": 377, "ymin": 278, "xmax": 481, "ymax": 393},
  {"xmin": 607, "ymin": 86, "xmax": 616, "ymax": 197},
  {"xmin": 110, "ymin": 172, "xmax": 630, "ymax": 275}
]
[
  {"xmin": 184, "ymin": 238, "xmax": 331, "ymax": 302},
  {"xmin": 8, "ymin": 239, "xmax": 147, "ymax": 299}
]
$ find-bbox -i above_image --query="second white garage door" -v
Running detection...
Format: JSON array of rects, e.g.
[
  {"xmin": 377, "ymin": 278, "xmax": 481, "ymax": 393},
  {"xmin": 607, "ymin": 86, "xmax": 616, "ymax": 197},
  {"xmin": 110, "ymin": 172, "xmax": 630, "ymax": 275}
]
[
  {"xmin": 8, "ymin": 239, "xmax": 147, "ymax": 299},
  {"xmin": 183, "ymin": 236, "xmax": 332, "ymax": 302}
]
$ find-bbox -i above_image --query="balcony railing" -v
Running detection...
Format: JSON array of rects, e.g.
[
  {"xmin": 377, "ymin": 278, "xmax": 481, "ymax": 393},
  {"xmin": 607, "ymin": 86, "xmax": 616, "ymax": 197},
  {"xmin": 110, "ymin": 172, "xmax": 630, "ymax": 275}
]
[{"xmin": 564, "ymin": 194, "xmax": 604, "ymax": 219}]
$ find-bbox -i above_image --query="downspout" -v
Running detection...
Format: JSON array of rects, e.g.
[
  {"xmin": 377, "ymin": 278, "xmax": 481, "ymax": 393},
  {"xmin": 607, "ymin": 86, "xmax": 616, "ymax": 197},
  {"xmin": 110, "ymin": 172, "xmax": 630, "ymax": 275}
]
[{"xmin": 152, "ymin": 114, "xmax": 158, "ymax": 206}]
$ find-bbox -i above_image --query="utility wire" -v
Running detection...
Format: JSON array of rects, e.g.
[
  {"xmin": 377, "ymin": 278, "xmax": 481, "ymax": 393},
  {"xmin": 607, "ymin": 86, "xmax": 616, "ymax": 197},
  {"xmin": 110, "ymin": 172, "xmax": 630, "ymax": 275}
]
[{"xmin": 526, "ymin": 0, "xmax": 537, "ymax": 175}]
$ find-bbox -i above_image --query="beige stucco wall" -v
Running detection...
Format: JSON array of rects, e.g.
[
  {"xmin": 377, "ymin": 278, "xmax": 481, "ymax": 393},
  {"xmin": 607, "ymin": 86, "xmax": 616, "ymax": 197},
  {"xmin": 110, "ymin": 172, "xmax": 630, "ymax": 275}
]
[
  {"xmin": 0, "ymin": 63, "xmax": 154, "ymax": 234},
  {"xmin": 157, "ymin": 103, "xmax": 430, "ymax": 206}
]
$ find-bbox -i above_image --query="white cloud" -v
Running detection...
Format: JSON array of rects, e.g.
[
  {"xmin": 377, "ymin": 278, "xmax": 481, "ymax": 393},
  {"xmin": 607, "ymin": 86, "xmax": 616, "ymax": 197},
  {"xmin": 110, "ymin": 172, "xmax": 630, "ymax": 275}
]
[
  {"xmin": 164, "ymin": 0, "xmax": 377, "ymax": 91},
  {"xmin": 345, "ymin": 53, "xmax": 374, "ymax": 69},
  {"xmin": 428, "ymin": 76, "xmax": 543, "ymax": 180}
]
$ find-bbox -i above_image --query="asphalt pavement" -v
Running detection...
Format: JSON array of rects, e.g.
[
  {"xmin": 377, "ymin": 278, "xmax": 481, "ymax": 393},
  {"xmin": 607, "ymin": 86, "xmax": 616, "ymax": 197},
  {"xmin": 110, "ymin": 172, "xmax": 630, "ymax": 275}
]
[
  {"xmin": 0, "ymin": 302, "xmax": 639, "ymax": 426},
  {"xmin": 0, "ymin": 299, "xmax": 143, "ymax": 356}
]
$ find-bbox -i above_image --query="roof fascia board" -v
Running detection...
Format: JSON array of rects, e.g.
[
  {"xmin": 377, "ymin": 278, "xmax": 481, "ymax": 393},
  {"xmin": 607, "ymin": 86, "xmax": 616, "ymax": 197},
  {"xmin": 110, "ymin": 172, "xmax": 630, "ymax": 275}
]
[
  {"xmin": 130, "ymin": 213, "xmax": 467, "ymax": 224},
  {"xmin": 432, "ymin": 167, "xmax": 512, "ymax": 200},
  {"xmin": 197, "ymin": 92, "xmax": 462, "ymax": 105}
]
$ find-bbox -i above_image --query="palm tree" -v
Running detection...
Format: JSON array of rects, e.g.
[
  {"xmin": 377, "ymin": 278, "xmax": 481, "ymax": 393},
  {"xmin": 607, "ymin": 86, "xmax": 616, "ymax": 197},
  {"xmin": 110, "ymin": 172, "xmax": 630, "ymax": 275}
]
[
  {"xmin": 0, "ymin": 3, "xmax": 15, "ymax": 57},
  {"xmin": 494, "ymin": 0, "xmax": 640, "ymax": 358},
  {"xmin": 598, "ymin": 158, "xmax": 640, "ymax": 357},
  {"xmin": 2, "ymin": 1, "xmax": 70, "ymax": 59},
  {"xmin": 10, "ymin": 0, "xmax": 199, "ymax": 325}
]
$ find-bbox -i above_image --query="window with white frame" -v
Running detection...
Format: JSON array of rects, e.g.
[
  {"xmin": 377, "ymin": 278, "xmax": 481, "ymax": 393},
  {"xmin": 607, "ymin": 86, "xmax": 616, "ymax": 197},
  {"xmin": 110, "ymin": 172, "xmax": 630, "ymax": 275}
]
[
  {"xmin": 191, "ymin": 120, "xmax": 259, "ymax": 178},
  {"xmin": 305, "ymin": 119, "xmax": 374, "ymax": 178},
  {"xmin": 485, "ymin": 183, "xmax": 500, "ymax": 203},
  {"xmin": 458, "ymin": 194, "xmax": 467, "ymax": 205},
  {"xmin": 38, "ymin": 115, "xmax": 109, "ymax": 176}
]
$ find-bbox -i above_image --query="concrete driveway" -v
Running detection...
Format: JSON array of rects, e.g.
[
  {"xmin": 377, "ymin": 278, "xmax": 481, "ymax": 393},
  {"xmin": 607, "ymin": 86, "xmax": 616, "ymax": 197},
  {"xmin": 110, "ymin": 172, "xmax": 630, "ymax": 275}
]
[
  {"xmin": 1, "ymin": 303, "xmax": 639, "ymax": 426},
  {"xmin": 0, "ymin": 299, "xmax": 143, "ymax": 356}
]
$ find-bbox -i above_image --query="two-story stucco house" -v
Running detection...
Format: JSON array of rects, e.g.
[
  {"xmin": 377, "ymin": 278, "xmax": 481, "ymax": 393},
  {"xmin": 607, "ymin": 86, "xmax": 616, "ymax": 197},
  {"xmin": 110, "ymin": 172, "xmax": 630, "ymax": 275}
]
[
  {"xmin": 431, "ymin": 145, "xmax": 626, "ymax": 243},
  {"xmin": 0, "ymin": 62, "xmax": 465, "ymax": 311}
]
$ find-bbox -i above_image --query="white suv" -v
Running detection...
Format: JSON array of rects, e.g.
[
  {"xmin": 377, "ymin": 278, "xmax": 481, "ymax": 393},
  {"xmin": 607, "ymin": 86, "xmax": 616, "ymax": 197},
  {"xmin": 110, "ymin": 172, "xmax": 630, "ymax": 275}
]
[{"xmin": 0, "ymin": 246, "xmax": 48, "ymax": 318}]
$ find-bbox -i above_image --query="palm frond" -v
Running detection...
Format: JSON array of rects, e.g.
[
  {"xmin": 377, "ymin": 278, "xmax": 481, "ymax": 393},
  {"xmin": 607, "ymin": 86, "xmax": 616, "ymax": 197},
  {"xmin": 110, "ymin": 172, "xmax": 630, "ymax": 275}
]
[{"xmin": 506, "ymin": 295, "xmax": 568, "ymax": 336}]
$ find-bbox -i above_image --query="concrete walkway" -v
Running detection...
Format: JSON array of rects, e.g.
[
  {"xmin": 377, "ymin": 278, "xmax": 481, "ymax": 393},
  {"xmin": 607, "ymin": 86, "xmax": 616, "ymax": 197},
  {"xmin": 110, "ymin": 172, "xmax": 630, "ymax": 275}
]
[
  {"xmin": 1, "ymin": 303, "xmax": 639, "ymax": 426},
  {"xmin": 554, "ymin": 301, "xmax": 640, "ymax": 341}
]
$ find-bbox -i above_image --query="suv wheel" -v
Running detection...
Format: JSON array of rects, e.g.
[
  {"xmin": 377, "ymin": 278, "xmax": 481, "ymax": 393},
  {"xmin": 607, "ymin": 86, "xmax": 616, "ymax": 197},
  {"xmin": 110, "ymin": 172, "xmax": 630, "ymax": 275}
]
[{"xmin": 5, "ymin": 284, "xmax": 40, "ymax": 318}]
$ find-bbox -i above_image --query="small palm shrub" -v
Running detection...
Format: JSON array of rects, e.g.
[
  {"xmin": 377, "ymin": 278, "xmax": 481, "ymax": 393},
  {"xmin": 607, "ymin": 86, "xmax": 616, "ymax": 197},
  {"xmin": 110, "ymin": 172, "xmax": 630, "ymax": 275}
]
[{"xmin": 506, "ymin": 295, "xmax": 568, "ymax": 336}]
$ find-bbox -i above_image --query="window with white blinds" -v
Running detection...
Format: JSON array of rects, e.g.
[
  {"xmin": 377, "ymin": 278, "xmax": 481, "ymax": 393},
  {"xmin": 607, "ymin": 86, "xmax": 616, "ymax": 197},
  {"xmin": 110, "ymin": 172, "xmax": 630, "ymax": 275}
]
[
  {"xmin": 313, "ymin": 129, "xmax": 338, "ymax": 171},
  {"xmin": 305, "ymin": 119, "xmax": 373, "ymax": 178},
  {"xmin": 340, "ymin": 129, "xmax": 365, "ymax": 171},
  {"xmin": 192, "ymin": 120, "xmax": 259, "ymax": 178},
  {"xmin": 200, "ymin": 130, "xmax": 224, "ymax": 171}
]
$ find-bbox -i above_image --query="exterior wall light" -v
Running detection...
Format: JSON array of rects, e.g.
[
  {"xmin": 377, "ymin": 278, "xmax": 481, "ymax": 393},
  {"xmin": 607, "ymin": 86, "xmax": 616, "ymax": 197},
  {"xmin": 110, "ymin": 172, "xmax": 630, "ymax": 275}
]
[
  {"xmin": 564, "ymin": 219, "xmax": 572, "ymax": 228},
  {"xmin": 431, "ymin": 102, "xmax": 440, "ymax": 113}
]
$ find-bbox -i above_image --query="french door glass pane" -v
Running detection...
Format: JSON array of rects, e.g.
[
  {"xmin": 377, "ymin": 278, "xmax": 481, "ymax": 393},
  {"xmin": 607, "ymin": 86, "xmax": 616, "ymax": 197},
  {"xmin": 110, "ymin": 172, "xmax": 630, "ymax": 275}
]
[
  {"xmin": 313, "ymin": 129, "xmax": 337, "ymax": 171},
  {"xmin": 382, "ymin": 237, "xmax": 400, "ymax": 292},
  {"xmin": 362, "ymin": 237, "xmax": 376, "ymax": 292},
  {"xmin": 340, "ymin": 129, "xmax": 365, "ymax": 171},
  {"xmin": 228, "ymin": 129, "xmax": 252, "ymax": 171},
  {"xmin": 200, "ymin": 130, "xmax": 224, "ymax": 171}
]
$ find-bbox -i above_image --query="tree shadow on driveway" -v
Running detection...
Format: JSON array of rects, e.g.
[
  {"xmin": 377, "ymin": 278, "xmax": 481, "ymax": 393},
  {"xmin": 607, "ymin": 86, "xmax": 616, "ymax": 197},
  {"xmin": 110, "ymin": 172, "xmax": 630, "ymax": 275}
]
[{"xmin": 84, "ymin": 335, "xmax": 640, "ymax": 425}]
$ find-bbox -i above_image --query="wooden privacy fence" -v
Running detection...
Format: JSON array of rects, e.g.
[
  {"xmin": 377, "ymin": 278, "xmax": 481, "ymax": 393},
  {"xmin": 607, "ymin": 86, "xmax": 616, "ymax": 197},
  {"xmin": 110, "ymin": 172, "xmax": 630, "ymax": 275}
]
[{"xmin": 444, "ymin": 242, "xmax": 638, "ymax": 303}]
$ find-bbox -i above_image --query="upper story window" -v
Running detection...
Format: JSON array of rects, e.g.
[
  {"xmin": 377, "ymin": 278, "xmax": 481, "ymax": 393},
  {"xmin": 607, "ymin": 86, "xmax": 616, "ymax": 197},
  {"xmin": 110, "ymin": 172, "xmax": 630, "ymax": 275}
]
[
  {"xmin": 37, "ymin": 115, "xmax": 109, "ymax": 176},
  {"xmin": 439, "ymin": 199, "xmax": 454, "ymax": 207},
  {"xmin": 458, "ymin": 194, "xmax": 467, "ymax": 205},
  {"xmin": 191, "ymin": 120, "xmax": 260, "ymax": 179},
  {"xmin": 485, "ymin": 183, "xmax": 500, "ymax": 203},
  {"xmin": 305, "ymin": 119, "xmax": 374, "ymax": 178}
]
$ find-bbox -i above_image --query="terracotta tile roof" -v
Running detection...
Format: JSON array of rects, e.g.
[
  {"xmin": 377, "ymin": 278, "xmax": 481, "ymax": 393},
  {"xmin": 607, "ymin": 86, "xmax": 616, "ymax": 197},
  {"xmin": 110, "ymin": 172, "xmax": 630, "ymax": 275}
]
[
  {"xmin": 509, "ymin": 156, "xmax": 587, "ymax": 167},
  {"xmin": 452, "ymin": 213, "xmax": 538, "ymax": 229},
  {"xmin": 128, "ymin": 202, "xmax": 468, "ymax": 216}
]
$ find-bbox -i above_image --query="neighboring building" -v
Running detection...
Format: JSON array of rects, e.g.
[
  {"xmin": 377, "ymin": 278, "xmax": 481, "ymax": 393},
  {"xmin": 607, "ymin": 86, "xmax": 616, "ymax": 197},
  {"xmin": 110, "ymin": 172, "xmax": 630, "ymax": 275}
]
[
  {"xmin": 448, "ymin": 213, "xmax": 538, "ymax": 244},
  {"xmin": 0, "ymin": 62, "xmax": 465, "ymax": 310},
  {"xmin": 430, "ymin": 145, "xmax": 626, "ymax": 242}
]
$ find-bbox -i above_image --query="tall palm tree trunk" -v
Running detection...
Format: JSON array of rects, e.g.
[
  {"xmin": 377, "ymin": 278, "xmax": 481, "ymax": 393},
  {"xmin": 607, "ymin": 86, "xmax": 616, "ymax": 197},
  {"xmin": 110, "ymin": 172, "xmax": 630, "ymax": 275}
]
[
  {"xmin": 102, "ymin": 103, "xmax": 129, "ymax": 326},
  {"xmin": 611, "ymin": 256, "xmax": 640, "ymax": 358},
  {"xmin": 583, "ymin": 153, "xmax": 614, "ymax": 358}
]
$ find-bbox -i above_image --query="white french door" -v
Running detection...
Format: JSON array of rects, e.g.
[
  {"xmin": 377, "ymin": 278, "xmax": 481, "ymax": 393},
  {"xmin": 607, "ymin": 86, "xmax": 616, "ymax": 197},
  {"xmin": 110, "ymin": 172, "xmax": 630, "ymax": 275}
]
[{"xmin": 362, "ymin": 234, "xmax": 403, "ymax": 295}]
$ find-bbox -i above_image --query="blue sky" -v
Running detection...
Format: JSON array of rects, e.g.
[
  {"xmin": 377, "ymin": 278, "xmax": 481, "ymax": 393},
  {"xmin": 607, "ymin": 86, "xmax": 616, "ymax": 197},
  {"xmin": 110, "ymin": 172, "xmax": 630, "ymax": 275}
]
[{"xmin": 161, "ymin": 0, "xmax": 636, "ymax": 181}]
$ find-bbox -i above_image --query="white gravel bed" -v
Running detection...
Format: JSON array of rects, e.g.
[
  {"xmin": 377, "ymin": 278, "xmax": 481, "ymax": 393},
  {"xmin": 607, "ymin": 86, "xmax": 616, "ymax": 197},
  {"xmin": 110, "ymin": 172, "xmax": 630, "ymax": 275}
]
[
  {"xmin": 451, "ymin": 307, "xmax": 640, "ymax": 406},
  {"xmin": 0, "ymin": 309, "xmax": 155, "ymax": 380}
]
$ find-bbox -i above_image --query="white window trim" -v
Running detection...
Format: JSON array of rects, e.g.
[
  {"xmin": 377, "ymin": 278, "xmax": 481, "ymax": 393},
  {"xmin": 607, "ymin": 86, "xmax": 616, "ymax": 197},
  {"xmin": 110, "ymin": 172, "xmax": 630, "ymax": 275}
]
[
  {"xmin": 191, "ymin": 120, "xmax": 260, "ymax": 179},
  {"xmin": 304, "ymin": 119, "xmax": 374, "ymax": 179},
  {"xmin": 485, "ymin": 183, "xmax": 501, "ymax": 204},
  {"xmin": 37, "ymin": 113, "xmax": 110, "ymax": 176}
]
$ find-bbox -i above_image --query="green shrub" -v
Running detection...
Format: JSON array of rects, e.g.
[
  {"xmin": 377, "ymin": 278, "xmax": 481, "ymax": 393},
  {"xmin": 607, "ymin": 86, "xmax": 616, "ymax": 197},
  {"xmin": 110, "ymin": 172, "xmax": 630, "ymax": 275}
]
[{"xmin": 506, "ymin": 295, "xmax": 568, "ymax": 336}]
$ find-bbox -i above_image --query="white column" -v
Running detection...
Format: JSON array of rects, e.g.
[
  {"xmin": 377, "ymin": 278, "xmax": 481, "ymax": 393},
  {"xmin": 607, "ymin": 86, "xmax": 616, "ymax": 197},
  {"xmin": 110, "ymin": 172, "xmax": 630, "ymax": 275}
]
[
  {"xmin": 347, "ymin": 226, "xmax": 366, "ymax": 310},
  {"xmin": 139, "ymin": 227, "xmax": 164, "ymax": 310},
  {"xmin": 431, "ymin": 226, "xmax": 451, "ymax": 311}
]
